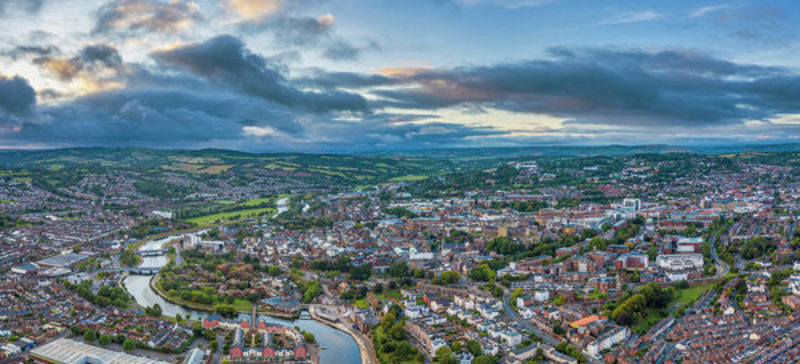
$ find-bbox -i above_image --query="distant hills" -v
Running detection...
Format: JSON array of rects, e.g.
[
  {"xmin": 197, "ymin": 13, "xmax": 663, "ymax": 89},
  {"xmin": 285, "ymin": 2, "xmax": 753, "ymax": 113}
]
[
  {"xmin": 2, "ymin": 143, "xmax": 800, "ymax": 168},
  {"xmin": 361, "ymin": 143, "xmax": 800, "ymax": 160}
]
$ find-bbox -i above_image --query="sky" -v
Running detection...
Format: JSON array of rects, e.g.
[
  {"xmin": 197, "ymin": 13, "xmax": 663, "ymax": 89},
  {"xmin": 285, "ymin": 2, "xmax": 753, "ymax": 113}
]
[{"xmin": 1, "ymin": 0, "xmax": 800, "ymax": 152}]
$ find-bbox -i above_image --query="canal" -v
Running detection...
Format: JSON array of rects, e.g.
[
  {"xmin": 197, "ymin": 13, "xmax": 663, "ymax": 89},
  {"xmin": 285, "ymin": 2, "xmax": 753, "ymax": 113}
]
[{"xmin": 122, "ymin": 236, "xmax": 362, "ymax": 364}]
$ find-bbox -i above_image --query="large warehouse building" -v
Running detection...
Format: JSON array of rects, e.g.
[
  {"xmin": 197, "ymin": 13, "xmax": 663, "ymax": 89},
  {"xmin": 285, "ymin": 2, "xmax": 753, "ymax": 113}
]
[{"xmin": 29, "ymin": 339, "xmax": 169, "ymax": 364}]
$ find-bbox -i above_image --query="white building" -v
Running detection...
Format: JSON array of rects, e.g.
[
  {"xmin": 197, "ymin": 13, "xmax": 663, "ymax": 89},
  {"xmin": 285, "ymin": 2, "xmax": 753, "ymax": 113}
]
[
  {"xmin": 656, "ymin": 254, "xmax": 703, "ymax": 271},
  {"xmin": 622, "ymin": 198, "xmax": 641, "ymax": 212},
  {"xmin": 586, "ymin": 326, "xmax": 630, "ymax": 357},
  {"xmin": 30, "ymin": 338, "xmax": 169, "ymax": 364},
  {"xmin": 501, "ymin": 331, "xmax": 523, "ymax": 347}
]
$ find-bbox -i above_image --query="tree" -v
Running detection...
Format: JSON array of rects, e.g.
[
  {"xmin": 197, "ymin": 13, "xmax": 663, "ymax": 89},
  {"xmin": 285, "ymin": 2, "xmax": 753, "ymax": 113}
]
[
  {"xmin": 83, "ymin": 329, "xmax": 97, "ymax": 342},
  {"xmin": 388, "ymin": 261, "xmax": 410, "ymax": 278},
  {"xmin": 98, "ymin": 335, "xmax": 112, "ymax": 346},
  {"xmin": 472, "ymin": 355, "xmax": 495, "ymax": 364},
  {"xmin": 435, "ymin": 346, "xmax": 454, "ymax": 363},
  {"xmin": 468, "ymin": 264, "xmax": 496, "ymax": 282},
  {"xmin": 146, "ymin": 304, "xmax": 162, "ymax": 317},
  {"xmin": 191, "ymin": 322, "xmax": 203, "ymax": 336},
  {"xmin": 432, "ymin": 271, "xmax": 460, "ymax": 285},
  {"xmin": 123, "ymin": 338, "xmax": 136, "ymax": 352},
  {"xmin": 466, "ymin": 340, "xmax": 482, "ymax": 356}
]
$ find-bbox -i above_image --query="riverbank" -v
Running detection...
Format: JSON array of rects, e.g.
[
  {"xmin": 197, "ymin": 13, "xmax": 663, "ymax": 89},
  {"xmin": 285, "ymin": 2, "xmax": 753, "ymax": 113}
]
[
  {"xmin": 124, "ymin": 233, "xmax": 362, "ymax": 363},
  {"xmin": 309, "ymin": 305, "xmax": 377, "ymax": 364},
  {"xmin": 149, "ymin": 274, "xmax": 300, "ymax": 319}
]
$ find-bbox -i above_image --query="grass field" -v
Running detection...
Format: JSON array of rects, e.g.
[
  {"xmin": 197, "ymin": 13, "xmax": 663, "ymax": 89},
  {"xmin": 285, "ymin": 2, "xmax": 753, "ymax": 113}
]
[
  {"xmin": 184, "ymin": 207, "xmax": 276, "ymax": 224},
  {"xmin": 198, "ymin": 164, "xmax": 233, "ymax": 174},
  {"xmin": 239, "ymin": 197, "xmax": 273, "ymax": 206},
  {"xmin": 388, "ymin": 174, "xmax": 429, "ymax": 182},
  {"xmin": 631, "ymin": 283, "xmax": 715, "ymax": 335},
  {"xmin": 378, "ymin": 289, "xmax": 402, "ymax": 301},
  {"xmin": 233, "ymin": 299, "xmax": 253, "ymax": 311},
  {"xmin": 675, "ymin": 283, "xmax": 713, "ymax": 304},
  {"xmin": 353, "ymin": 299, "xmax": 369, "ymax": 309}
]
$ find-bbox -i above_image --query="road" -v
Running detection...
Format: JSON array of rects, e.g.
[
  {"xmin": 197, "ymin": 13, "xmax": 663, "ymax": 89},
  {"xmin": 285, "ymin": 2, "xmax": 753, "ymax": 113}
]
[
  {"xmin": 502, "ymin": 292, "xmax": 604, "ymax": 364},
  {"xmin": 709, "ymin": 232, "xmax": 730, "ymax": 278},
  {"xmin": 501, "ymin": 293, "xmax": 560, "ymax": 346}
]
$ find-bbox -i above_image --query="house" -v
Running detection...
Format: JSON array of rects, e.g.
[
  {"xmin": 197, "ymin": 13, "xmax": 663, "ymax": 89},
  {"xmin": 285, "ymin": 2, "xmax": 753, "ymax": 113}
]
[{"xmin": 501, "ymin": 331, "xmax": 523, "ymax": 347}]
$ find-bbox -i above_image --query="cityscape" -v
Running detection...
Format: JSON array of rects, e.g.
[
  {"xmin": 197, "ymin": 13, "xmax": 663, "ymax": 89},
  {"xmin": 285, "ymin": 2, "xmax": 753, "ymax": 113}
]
[
  {"xmin": 4, "ymin": 147, "xmax": 800, "ymax": 364},
  {"xmin": 3, "ymin": 1, "xmax": 800, "ymax": 364}
]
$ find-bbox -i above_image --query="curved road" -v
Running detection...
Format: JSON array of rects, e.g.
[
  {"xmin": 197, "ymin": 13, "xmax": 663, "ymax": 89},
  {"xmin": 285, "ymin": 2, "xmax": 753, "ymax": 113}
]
[{"xmin": 709, "ymin": 232, "xmax": 730, "ymax": 278}]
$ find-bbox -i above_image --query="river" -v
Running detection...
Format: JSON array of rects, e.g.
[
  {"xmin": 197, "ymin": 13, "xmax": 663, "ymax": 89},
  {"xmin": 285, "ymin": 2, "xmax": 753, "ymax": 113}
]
[{"xmin": 122, "ymin": 235, "xmax": 362, "ymax": 364}]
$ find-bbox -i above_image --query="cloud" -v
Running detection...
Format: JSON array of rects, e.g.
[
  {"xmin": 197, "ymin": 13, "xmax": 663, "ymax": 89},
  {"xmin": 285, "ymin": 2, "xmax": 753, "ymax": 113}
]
[
  {"xmin": 710, "ymin": 6, "xmax": 791, "ymax": 45},
  {"xmin": 151, "ymin": 35, "xmax": 367, "ymax": 113},
  {"xmin": 600, "ymin": 10, "xmax": 662, "ymax": 25},
  {"xmin": 0, "ymin": 0, "xmax": 45, "ymax": 15},
  {"xmin": 0, "ymin": 75, "xmax": 36, "ymax": 117},
  {"xmin": 13, "ymin": 86, "xmax": 307, "ymax": 146},
  {"xmin": 688, "ymin": 4, "xmax": 728, "ymax": 18},
  {"xmin": 240, "ymin": 14, "xmax": 334, "ymax": 45},
  {"xmin": 4, "ymin": 45, "xmax": 59, "ymax": 60},
  {"xmin": 370, "ymin": 47, "xmax": 800, "ymax": 128},
  {"xmin": 34, "ymin": 44, "xmax": 123, "ymax": 82},
  {"xmin": 92, "ymin": 0, "xmax": 203, "ymax": 36},
  {"xmin": 323, "ymin": 40, "xmax": 361, "ymax": 61},
  {"xmin": 228, "ymin": 0, "xmax": 282, "ymax": 22},
  {"xmin": 237, "ymin": 12, "xmax": 377, "ymax": 61},
  {"xmin": 456, "ymin": 0, "xmax": 555, "ymax": 9},
  {"xmin": 5, "ymin": 79, "xmax": 501, "ymax": 151},
  {"xmin": 295, "ymin": 70, "xmax": 398, "ymax": 89}
]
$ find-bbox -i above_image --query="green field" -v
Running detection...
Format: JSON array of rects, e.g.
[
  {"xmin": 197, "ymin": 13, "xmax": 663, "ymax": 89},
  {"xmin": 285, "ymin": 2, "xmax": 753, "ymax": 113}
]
[
  {"xmin": 388, "ymin": 174, "xmax": 429, "ymax": 182},
  {"xmin": 675, "ymin": 283, "xmax": 713, "ymax": 304},
  {"xmin": 239, "ymin": 197, "xmax": 273, "ymax": 206},
  {"xmin": 631, "ymin": 283, "xmax": 715, "ymax": 335},
  {"xmin": 184, "ymin": 207, "xmax": 276, "ymax": 224},
  {"xmin": 233, "ymin": 299, "xmax": 253, "ymax": 311}
]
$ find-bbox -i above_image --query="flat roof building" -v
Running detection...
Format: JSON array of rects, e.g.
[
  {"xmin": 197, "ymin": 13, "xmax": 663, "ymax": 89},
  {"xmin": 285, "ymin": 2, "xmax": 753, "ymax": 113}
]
[
  {"xmin": 29, "ymin": 338, "xmax": 169, "ymax": 364},
  {"xmin": 35, "ymin": 253, "xmax": 89, "ymax": 269}
]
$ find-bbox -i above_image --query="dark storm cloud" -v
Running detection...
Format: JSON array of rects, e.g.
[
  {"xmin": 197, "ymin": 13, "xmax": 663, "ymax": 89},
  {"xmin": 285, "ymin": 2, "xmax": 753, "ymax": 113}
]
[
  {"xmin": 10, "ymin": 83, "xmax": 503, "ymax": 151},
  {"xmin": 0, "ymin": 0, "xmax": 45, "ymax": 15},
  {"xmin": 92, "ymin": 0, "xmax": 203, "ymax": 36},
  {"xmin": 371, "ymin": 48, "xmax": 800, "ymax": 127},
  {"xmin": 295, "ymin": 70, "xmax": 397, "ymax": 89},
  {"xmin": 151, "ymin": 35, "xmax": 368, "ymax": 112},
  {"xmin": 18, "ymin": 87, "xmax": 306, "ymax": 146},
  {"xmin": 33, "ymin": 44, "xmax": 122, "ymax": 81},
  {"xmin": 0, "ymin": 75, "xmax": 36, "ymax": 117}
]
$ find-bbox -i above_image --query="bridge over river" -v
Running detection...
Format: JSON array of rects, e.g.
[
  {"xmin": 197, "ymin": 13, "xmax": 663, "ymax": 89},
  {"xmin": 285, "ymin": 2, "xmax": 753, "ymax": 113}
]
[
  {"xmin": 135, "ymin": 249, "xmax": 167, "ymax": 257},
  {"xmin": 97, "ymin": 266, "xmax": 161, "ymax": 275}
]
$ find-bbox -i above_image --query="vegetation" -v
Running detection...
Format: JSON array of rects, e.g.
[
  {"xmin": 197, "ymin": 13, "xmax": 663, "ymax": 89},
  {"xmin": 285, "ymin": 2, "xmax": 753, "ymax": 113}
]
[
  {"xmin": 372, "ymin": 313, "xmax": 423, "ymax": 364},
  {"xmin": 64, "ymin": 281, "xmax": 133, "ymax": 309},
  {"xmin": 119, "ymin": 248, "xmax": 141, "ymax": 267},
  {"xmin": 611, "ymin": 282, "xmax": 675, "ymax": 333},
  {"xmin": 432, "ymin": 271, "xmax": 461, "ymax": 286}
]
